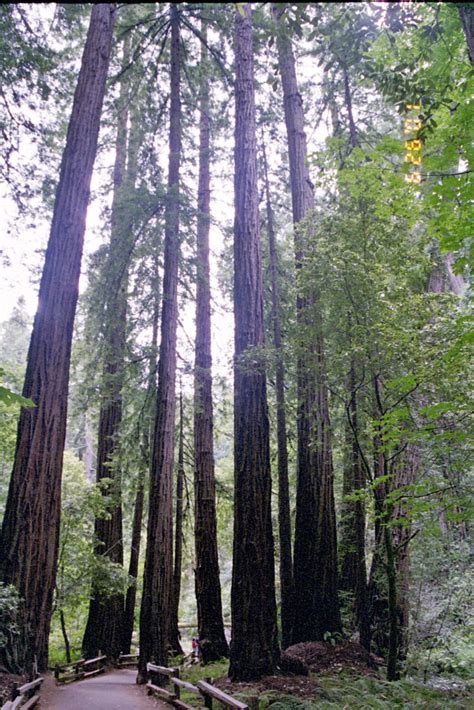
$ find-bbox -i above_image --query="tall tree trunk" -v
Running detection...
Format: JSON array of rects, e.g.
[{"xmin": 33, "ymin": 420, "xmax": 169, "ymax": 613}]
[
  {"xmin": 272, "ymin": 3, "xmax": 341, "ymax": 643},
  {"xmin": 82, "ymin": 33, "xmax": 131, "ymax": 662},
  {"xmin": 169, "ymin": 392, "xmax": 185, "ymax": 656},
  {"xmin": 261, "ymin": 136, "xmax": 294, "ymax": 650},
  {"xmin": 229, "ymin": 4, "xmax": 279, "ymax": 682},
  {"xmin": 138, "ymin": 4, "xmax": 181, "ymax": 681},
  {"xmin": 193, "ymin": 21, "xmax": 228, "ymax": 664},
  {"xmin": 122, "ymin": 248, "xmax": 160, "ymax": 655},
  {"xmin": 0, "ymin": 4, "xmax": 115, "ymax": 674}
]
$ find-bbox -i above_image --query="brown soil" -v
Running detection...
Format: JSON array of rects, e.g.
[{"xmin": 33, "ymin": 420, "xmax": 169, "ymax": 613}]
[{"xmin": 284, "ymin": 641, "xmax": 382, "ymax": 675}]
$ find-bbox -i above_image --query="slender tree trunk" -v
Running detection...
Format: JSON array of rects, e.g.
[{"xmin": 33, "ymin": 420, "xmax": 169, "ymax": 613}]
[
  {"xmin": 82, "ymin": 34, "xmax": 131, "ymax": 662},
  {"xmin": 0, "ymin": 4, "xmax": 115, "ymax": 674},
  {"xmin": 391, "ymin": 443, "xmax": 420, "ymax": 654},
  {"xmin": 272, "ymin": 2, "xmax": 341, "ymax": 643},
  {"xmin": 122, "ymin": 251, "xmax": 160, "ymax": 655},
  {"xmin": 261, "ymin": 136, "xmax": 294, "ymax": 650},
  {"xmin": 339, "ymin": 357, "xmax": 370, "ymax": 649},
  {"xmin": 194, "ymin": 22, "xmax": 228, "ymax": 664},
  {"xmin": 122, "ymin": 472, "xmax": 144, "ymax": 654},
  {"xmin": 138, "ymin": 4, "xmax": 181, "ymax": 681},
  {"xmin": 169, "ymin": 392, "xmax": 185, "ymax": 655},
  {"xmin": 59, "ymin": 610, "xmax": 71, "ymax": 665},
  {"xmin": 229, "ymin": 4, "xmax": 279, "ymax": 682}
]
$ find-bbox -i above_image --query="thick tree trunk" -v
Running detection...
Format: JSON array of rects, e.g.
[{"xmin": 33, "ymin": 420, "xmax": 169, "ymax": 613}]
[
  {"xmin": 82, "ymin": 34, "xmax": 131, "ymax": 662},
  {"xmin": 193, "ymin": 22, "xmax": 229, "ymax": 664},
  {"xmin": 169, "ymin": 393, "xmax": 185, "ymax": 656},
  {"xmin": 272, "ymin": 3, "xmax": 341, "ymax": 643},
  {"xmin": 138, "ymin": 4, "xmax": 181, "ymax": 681},
  {"xmin": 0, "ymin": 4, "xmax": 115, "ymax": 674},
  {"xmin": 229, "ymin": 5, "xmax": 279, "ymax": 682},
  {"xmin": 261, "ymin": 136, "xmax": 294, "ymax": 650}
]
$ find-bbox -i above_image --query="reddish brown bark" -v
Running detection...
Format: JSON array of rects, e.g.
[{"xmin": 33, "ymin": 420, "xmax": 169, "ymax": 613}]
[
  {"xmin": 193, "ymin": 22, "xmax": 228, "ymax": 664},
  {"xmin": 261, "ymin": 136, "xmax": 294, "ymax": 650},
  {"xmin": 229, "ymin": 4, "xmax": 279, "ymax": 682},
  {"xmin": 138, "ymin": 4, "xmax": 181, "ymax": 680},
  {"xmin": 0, "ymin": 4, "xmax": 115, "ymax": 674},
  {"xmin": 272, "ymin": 3, "xmax": 341, "ymax": 643}
]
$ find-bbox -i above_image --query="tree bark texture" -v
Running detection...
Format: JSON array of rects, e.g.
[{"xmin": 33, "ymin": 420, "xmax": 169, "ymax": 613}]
[
  {"xmin": 261, "ymin": 136, "xmax": 294, "ymax": 650},
  {"xmin": 82, "ymin": 34, "xmax": 132, "ymax": 662},
  {"xmin": 272, "ymin": 3, "xmax": 341, "ymax": 643},
  {"xmin": 0, "ymin": 3, "xmax": 115, "ymax": 674},
  {"xmin": 193, "ymin": 23, "xmax": 229, "ymax": 664},
  {"xmin": 138, "ymin": 4, "xmax": 181, "ymax": 681},
  {"xmin": 229, "ymin": 5, "xmax": 279, "ymax": 682},
  {"xmin": 169, "ymin": 392, "xmax": 185, "ymax": 656}
]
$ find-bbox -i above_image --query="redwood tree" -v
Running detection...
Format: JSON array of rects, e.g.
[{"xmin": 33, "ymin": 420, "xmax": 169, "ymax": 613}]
[
  {"xmin": 0, "ymin": 4, "xmax": 115, "ymax": 673},
  {"xmin": 261, "ymin": 136, "xmax": 294, "ymax": 649},
  {"xmin": 138, "ymin": 4, "xmax": 181, "ymax": 680},
  {"xmin": 193, "ymin": 21, "xmax": 228, "ymax": 664},
  {"xmin": 272, "ymin": 3, "xmax": 341, "ymax": 642},
  {"xmin": 229, "ymin": 3, "xmax": 279, "ymax": 682}
]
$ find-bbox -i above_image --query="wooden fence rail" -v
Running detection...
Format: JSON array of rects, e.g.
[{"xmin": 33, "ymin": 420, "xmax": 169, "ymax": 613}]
[
  {"xmin": 147, "ymin": 663, "xmax": 249, "ymax": 710},
  {"xmin": 54, "ymin": 654, "xmax": 107, "ymax": 684},
  {"xmin": 117, "ymin": 653, "xmax": 139, "ymax": 668},
  {"xmin": 1, "ymin": 676, "xmax": 44, "ymax": 710}
]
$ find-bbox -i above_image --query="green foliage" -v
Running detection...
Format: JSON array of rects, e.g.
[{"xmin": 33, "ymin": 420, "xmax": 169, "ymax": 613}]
[
  {"xmin": 0, "ymin": 583, "xmax": 20, "ymax": 650},
  {"xmin": 50, "ymin": 452, "xmax": 132, "ymax": 663}
]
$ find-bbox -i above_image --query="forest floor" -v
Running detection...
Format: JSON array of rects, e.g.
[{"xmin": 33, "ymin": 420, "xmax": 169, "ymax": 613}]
[
  {"xmin": 39, "ymin": 668, "xmax": 167, "ymax": 709},
  {"xmin": 181, "ymin": 642, "xmax": 473, "ymax": 710}
]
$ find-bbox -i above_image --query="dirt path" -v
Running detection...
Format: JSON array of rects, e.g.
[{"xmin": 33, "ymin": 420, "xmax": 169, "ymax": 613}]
[{"xmin": 40, "ymin": 668, "xmax": 167, "ymax": 710}]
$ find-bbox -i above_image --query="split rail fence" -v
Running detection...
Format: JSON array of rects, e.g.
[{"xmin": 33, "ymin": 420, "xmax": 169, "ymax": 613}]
[
  {"xmin": 1, "ymin": 677, "xmax": 44, "ymax": 710},
  {"xmin": 54, "ymin": 654, "xmax": 107, "ymax": 684},
  {"xmin": 147, "ymin": 663, "xmax": 249, "ymax": 710}
]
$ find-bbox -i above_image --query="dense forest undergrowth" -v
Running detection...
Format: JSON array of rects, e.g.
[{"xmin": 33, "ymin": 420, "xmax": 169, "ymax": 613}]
[{"xmin": 0, "ymin": 2, "xmax": 472, "ymax": 708}]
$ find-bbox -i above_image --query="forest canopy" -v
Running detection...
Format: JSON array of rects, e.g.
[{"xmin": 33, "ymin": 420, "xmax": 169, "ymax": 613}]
[{"xmin": 0, "ymin": 2, "xmax": 472, "ymax": 707}]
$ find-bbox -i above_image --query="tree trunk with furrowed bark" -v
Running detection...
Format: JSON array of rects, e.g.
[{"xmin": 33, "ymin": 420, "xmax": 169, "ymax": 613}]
[{"xmin": 229, "ymin": 4, "xmax": 279, "ymax": 682}]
